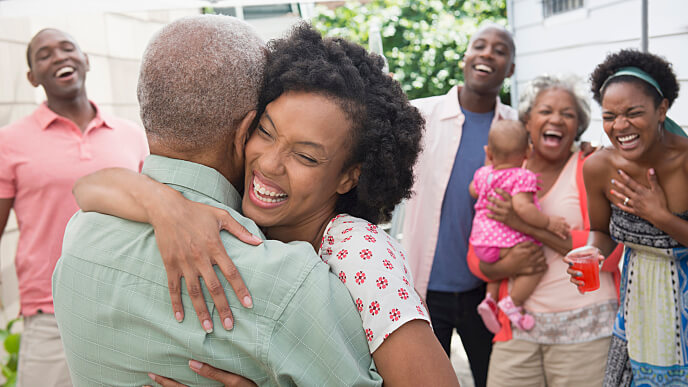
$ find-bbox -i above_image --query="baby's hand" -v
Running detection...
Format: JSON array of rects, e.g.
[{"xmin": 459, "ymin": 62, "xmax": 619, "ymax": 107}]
[{"xmin": 547, "ymin": 216, "xmax": 570, "ymax": 239}]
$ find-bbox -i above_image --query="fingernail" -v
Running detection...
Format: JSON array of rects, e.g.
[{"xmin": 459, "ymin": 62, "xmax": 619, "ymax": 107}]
[
  {"xmin": 203, "ymin": 319, "xmax": 213, "ymax": 333},
  {"xmin": 250, "ymin": 235, "xmax": 263, "ymax": 244},
  {"xmin": 610, "ymin": 189, "xmax": 616, "ymax": 195},
  {"xmin": 243, "ymin": 295, "xmax": 253, "ymax": 308},
  {"xmin": 649, "ymin": 168, "xmax": 655, "ymax": 175},
  {"xmin": 189, "ymin": 359, "xmax": 203, "ymax": 371},
  {"xmin": 567, "ymin": 261, "xmax": 573, "ymax": 267},
  {"xmin": 224, "ymin": 317, "xmax": 233, "ymax": 330},
  {"xmin": 576, "ymin": 271, "xmax": 583, "ymax": 277},
  {"xmin": 175, "ymin": 311, "xmax": 183, "ymax": 322},
  {"xmin": 610, "ymin": 179, "xmax": 615, "ymax": 184},
  {"xmin": 148, "ymin": 373, "xmax": 157, "ymax": 382}
]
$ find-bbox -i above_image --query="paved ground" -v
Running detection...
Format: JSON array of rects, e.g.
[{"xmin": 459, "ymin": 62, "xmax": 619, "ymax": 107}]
[{"xmin": 450, "ymin": 332, "xmax": 476, "ymax": 387}]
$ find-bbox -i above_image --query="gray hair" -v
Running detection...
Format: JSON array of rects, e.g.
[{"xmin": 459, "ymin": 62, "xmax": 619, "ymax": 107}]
[
  {"xmin": 138, "ymin": 15, "xmax": 265, "ymax": 151},
  {"xmin": 518, "ymin": 74, "xmax": 591, "ymax": 140}
]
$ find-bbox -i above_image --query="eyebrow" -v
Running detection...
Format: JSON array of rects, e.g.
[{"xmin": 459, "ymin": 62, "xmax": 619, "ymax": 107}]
[
  {"xmin": 263, "ymin": 110, "xmax": 327, "ymax": 153},
  {"xmin": 33, "ymin": 40, "xmax": 75, "ymax": 57}
]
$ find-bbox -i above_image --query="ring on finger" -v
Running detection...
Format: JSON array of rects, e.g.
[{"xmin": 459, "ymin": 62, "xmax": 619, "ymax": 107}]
[{"xmin": 624, "ymin": 197, "xmax": 630, "ymax": 206}]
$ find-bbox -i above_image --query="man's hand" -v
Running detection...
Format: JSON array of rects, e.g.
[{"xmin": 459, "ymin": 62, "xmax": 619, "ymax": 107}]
[{"xmin": 146, "ymin": 360, "xmax": 257, "ymax": 387}]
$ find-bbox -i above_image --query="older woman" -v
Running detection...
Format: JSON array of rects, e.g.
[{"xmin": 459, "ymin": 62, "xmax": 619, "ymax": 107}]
[
  {"xmin": 468, "ymin": 74, "xmax": 622, "ymax": 386},
  {"xmin": 569, "ymin": 50, "xmax": 688, "ymax": 387}
]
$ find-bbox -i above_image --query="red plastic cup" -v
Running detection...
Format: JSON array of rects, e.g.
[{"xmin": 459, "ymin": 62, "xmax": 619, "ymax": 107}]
[{"xmin": 570, "ymin": 254, "xmax": 600, "ymax": 293}]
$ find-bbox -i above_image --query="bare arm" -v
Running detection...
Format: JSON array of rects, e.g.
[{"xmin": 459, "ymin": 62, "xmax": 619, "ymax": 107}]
[
  {"xmin": 0, "ymin": 198, "xmax": 13, "ymax": 243},
  {"xmin": 582, "ymin": 153, "xmax": 617, "ymax": 256},
  {"xmin": 73, "ymin": 168, "xmax": 261, "ymax": 332},
  {"xmin": 373, "ymin": 320, "xmax": 459, "ymax": 387},
  {"xmin": 486, "ymin": 189, "xmax": 571, "ymax": 256},
  {"xmin": 511, "ymin": 192, "xmax": 548, "ymax": 229},
  {"xmin": 469, "ymin": 180, "xmax": 477, "ymax": 199},
  {"xmin": 611, "ymin": 168, "xmax": 688, "ymax": 247},
  {"xmin": 479, "ymin": 241, "xmax": 548, "ymax": 281},
  {"xmin": 148, "ymin": 320, "xmax": 460, "ymax": 387}
]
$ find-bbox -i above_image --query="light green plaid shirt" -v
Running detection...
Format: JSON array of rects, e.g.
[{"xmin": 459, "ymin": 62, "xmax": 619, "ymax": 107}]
[{"xmin": 53, "ymin": 155, "xmax": 382, "ymax": 386}]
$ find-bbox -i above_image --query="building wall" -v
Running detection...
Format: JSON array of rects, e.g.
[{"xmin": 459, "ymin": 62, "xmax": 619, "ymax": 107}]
[{"xmin": 510, "ymin": 0, "xmax": 688, "ymax": 145}]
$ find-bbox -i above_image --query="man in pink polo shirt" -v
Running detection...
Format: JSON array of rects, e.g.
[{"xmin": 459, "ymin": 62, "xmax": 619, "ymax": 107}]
[{"xmin": 0, "ymin": 28, "xmax": 148, "ymax": 386}]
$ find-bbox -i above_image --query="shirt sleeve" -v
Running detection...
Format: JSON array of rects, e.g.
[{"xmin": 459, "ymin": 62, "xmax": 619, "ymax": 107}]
[
  {"xmin": 508, "ymin": 168, "xmax": 539, "ymax": 196},
  {"xmin": 268, "ymin": 258, "xmax": 382, "ymax": 387},
  {"xmin": 321, "ymin": 216, "xmax": 431, "ymax": 353},
  {"xmin": 0, "ymin": 134, "xmax": 17, "ymax": 198}
]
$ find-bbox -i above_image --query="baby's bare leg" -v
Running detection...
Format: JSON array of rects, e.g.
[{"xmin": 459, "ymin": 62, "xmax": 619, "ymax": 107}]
[
  {"xmin": 499, "ymin": 247, "xmax": 546, "ymax": 306},
  {"xmin": 486, "ymin": 281, "xmax": 500, "ymax": 299}
]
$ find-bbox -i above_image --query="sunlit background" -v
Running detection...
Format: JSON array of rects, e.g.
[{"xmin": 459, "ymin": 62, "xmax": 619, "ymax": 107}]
[{"xmin": 0, "ymin": 0, "xmax": 686, "ymax": 384}]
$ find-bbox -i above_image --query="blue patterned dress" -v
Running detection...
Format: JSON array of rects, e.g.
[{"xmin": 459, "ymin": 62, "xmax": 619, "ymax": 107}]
[{"xmin": 605, "ymin": 205, "xmax": 688, "ymax": 386}]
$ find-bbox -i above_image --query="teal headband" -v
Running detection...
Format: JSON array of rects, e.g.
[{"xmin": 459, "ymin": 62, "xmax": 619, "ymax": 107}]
[{"xmin": 602, "ymin": 66, "xmax": 686, "ymax": 137}]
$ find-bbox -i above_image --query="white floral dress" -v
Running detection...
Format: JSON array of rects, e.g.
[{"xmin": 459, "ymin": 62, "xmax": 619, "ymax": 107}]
[{"xmin": 318, "ymin": 214, "xmax": 430, "ymax": 353}]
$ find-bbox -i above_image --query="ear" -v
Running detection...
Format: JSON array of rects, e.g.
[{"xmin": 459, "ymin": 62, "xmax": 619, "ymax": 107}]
[
  {"xmin": 484, "ymin": 145, "xmax": 494, "ymax": 163},
  {"xmin": 27, "ymin": 70, "xmax": 39, "ymax": 88},
  {"xmin": 237, "ymin": 110, "xmax": 256, "ymax": 147},
  {"xmin": 84, "ymin": 53, "xmax": 90, "ymax": 72},
  {"xmin": 658, "ymin": 98, "xmax": 669, "ymax": 122},
  {"xmin": 336, "ymin": 164, "xmax": 361, "ymax": 195},
  {"xmin": 506, "ymin": 62, "xmax": 515, "ymax": 78}
]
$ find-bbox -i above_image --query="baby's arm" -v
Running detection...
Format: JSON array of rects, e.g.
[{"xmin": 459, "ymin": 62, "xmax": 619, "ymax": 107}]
[
  {"xmin": 469, "ymin": 180, "xmax": 478, "ymax": 199},
  {"xmin": 512, "ymin": 192, "xmax": 569, "ymax": 239}
]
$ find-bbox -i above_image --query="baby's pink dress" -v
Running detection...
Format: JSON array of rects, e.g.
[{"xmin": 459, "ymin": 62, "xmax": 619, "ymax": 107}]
[{"xmin": 469, "ymin": 166, "xmax": 541, "ymax": 263}]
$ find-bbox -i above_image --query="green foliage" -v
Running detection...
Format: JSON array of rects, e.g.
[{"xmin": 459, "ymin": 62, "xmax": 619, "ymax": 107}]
[
  {"xmin": 0, "ymin": 318, "xmax": 20, "ymax": 387},
  {"xmin": 312, "ymin": 0, "xmax": 508, "ymax": 100}
]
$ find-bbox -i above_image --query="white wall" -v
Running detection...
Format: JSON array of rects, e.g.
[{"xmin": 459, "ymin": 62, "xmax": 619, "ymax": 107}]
[{"xmin": 510, "ymin": 0, "xmax": 688, "ymax": 145}]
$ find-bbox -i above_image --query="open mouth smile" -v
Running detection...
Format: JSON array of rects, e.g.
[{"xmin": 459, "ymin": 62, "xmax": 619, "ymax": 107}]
[
  {"xmin": 251, "ymin": 175, "xmax": 287, "ymax": 205},
  {"xmin": 54, "ymin": 66, "xmax": 75, "ymax": 79},
  {"xmin": 541, "ymin": 130, "xmax": 563, "ymax": 146},
  {"xmin": 473, "ymin": 63, "xmax": 494, "ymax": 74},
  {"xmin": 616, "ymin": 133, "xmax": 640, "ymax": 150}
]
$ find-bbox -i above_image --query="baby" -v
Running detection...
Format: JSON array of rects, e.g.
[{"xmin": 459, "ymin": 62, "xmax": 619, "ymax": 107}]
[{"xmin": 469, "ymin": 120, "xmax": 569, "ymax": 332}]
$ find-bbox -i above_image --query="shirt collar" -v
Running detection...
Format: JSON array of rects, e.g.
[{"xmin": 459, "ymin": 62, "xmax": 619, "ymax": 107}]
[
  {"xmin": 437, "ymin": 85, "xmax": 512, "ymax": 121},
  {"xmin": 35, "ymin": 100, "xmax": 114, "ymax": 131},
  {"xmin": 141, "ymin": 155, "xmax": 242, "ymax": 210}
]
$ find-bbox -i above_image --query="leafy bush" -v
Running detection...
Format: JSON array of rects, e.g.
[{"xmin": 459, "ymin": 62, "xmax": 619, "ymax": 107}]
[
  {"xmin": 0, "ymin": 318, "xmax": 20, "ymax": 387},
  {"xmin": 312, "ymin": 0, "xmax": 509, "ymax": 101}
]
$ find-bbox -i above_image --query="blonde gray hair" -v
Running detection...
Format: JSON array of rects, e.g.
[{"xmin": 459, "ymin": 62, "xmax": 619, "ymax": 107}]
[
  {"xmin": 138, "ymin": 15, "xmax": 265, "ymax": 151},
  {"xmin": 518, "ymin": 74, "xmax": 591, "ymax": 140}
]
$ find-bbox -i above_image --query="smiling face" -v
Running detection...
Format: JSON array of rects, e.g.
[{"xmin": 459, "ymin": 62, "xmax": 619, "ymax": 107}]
[
  {"xmin": 525, "ymin": 88, "xmax": 579, "ymax": 163},
  {"xmin": 463, "ymin": 27, "xmax": 515, "ymax": 95},
  {"xmin": 601, "ymin": 81, "xmax": 668, "ymax": 161},
  {"xmin": 27, "ymin": 29, "xmax": 89, "ymax": 101},
  {"xmin": 242, "ymin": 91, "xmax": 360, "ymax": 241}
]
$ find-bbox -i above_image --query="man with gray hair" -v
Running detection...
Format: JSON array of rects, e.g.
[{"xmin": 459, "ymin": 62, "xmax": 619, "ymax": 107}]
[{"xmin": 52, "ymin": 15, "xmax": 381, "ymax": 386}]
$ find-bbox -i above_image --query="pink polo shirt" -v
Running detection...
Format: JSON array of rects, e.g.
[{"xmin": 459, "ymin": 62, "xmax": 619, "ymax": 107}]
[
  {"xmin": 402, "ymin": 86, "xmax": 517, "ymax": 298},
  {"xmin": 0, "ymin": 102, "xmax": 148, "ymax": 316}
]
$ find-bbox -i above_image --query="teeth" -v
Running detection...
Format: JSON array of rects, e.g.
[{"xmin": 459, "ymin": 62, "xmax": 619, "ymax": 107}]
[
  {"xmin": 474, "ymin": 64, "xmax": 493, "ymax": 73},
  {"xmin": 544, "ymin": 130, "xmax": 563, "ymax": 138},
  {"xmin": 55, "ymin": 66, "xmax": 75, "ymax": 77},
  {"xmin": 618, "ymin": 134, "xmax": 639, "ymax": 142},
  {"xmin": 253, "ymin": 178, "xmax": 287, "ymax": 203}
]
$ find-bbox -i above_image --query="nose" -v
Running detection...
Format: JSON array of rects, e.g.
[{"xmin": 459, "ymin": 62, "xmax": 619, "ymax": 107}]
[
  {"xmin": 52, "ymin": 48, "xmax": 69, "ymax": 63},
  {"xmin": 612, "ymin": 115, "xmax": 630, "ymax": 130},
  {"xmin": 258, "ymin": 144, "xmax": 286, "ymax": 176},
  {"xmin": 550, "ymin": 111, "xmax": 564, "ymax": 124}
]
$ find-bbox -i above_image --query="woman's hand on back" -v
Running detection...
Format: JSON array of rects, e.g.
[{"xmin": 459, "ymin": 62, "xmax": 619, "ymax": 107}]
[
  {"xmin": 485, "ymin": 188, "xmax": 530, "ymax": 232},
  {"xmin": 150, "ymin": 192, "xmax": 263, "ymax": 332}
]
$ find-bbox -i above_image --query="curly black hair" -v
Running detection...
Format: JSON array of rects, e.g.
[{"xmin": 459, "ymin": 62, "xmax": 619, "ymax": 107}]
[
  {"xmin": 590, "ymin": 49, "xmax": 679, "ymax": 108},
  {"xmin": 256, "ymin": 23, "xmax": 424, "ymax": 224}
]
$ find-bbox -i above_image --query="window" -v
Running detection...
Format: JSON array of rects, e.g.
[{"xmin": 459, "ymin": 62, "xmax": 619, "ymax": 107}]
[{"xmin": 543, "ymin": 0, "xmax": 584, "ymax": 17}]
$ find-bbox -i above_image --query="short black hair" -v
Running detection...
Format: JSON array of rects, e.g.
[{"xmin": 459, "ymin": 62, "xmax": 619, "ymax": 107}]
[
  {"xmin": 258, "ymin": 23, "xmax": 424, "ymax": 224},
  {"xmin": 590, "ymin": 49, "xmax": 679, "ymax": 108}
]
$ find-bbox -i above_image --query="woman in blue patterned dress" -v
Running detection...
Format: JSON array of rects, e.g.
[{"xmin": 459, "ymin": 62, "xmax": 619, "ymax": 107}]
[{"xmin": 568, "ymin": 49, "xmax": 688, "ymax": 386}]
